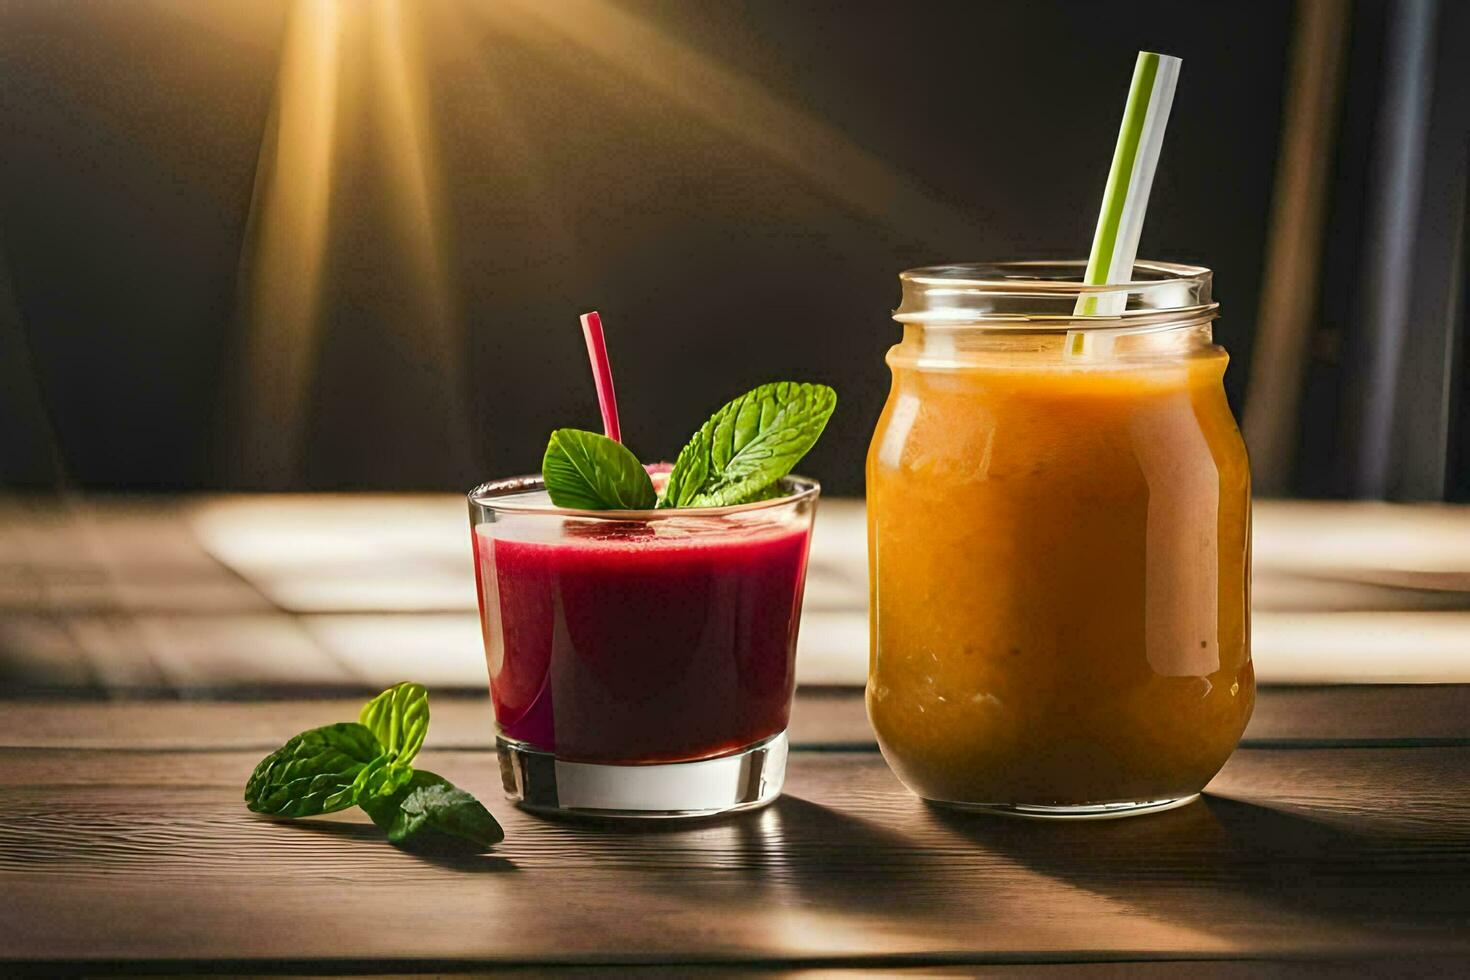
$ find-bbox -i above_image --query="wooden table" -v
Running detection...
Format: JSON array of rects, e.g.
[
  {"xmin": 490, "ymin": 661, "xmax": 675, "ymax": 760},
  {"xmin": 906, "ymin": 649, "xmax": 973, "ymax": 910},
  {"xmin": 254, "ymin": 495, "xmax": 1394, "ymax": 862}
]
[{"xmin": 3, "ymin": 496, "xmax": 1470, "ymax": 973}]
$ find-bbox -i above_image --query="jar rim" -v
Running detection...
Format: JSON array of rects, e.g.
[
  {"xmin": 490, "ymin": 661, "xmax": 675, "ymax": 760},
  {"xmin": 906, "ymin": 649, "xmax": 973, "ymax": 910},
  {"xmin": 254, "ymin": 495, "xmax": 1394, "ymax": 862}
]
[{"xmin": 894, "ymin": 259, "xmax": 1216, "ymax": 328}]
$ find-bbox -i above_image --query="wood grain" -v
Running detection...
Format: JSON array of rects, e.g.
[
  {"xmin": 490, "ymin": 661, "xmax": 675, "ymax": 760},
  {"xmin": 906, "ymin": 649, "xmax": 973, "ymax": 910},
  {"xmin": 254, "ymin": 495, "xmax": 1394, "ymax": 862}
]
[
  {"xmin": 4, "ymin": 498, "xmax": 1470, "ymax": 969},
  {"xmin": 3, "ymin": 686, "xmax": 1468, "ymax": 752},
  {"xmin": 1, "ymin": 744, "xmax": 1466, "ymax": 969}
]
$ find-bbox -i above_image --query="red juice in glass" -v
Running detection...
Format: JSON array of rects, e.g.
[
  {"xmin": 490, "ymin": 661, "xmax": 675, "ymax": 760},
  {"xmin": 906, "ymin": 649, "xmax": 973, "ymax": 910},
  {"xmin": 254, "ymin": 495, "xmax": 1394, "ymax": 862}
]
[{"xmin": 468, "ymin": 474, "xmax": 818, "ymax": 817}]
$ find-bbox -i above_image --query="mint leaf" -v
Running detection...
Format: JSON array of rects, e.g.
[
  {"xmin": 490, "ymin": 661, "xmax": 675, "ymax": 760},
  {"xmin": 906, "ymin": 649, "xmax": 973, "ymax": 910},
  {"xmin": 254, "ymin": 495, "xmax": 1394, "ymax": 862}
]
[
  {"xmin": 350, "ymin": 752, "xmax": 416, "ymax": 801},
  {"xmin": 742, "ymin": 482, "xmax": 791, "ymax": 503},
  {"xmin": 360, "ymin": 770, "xmax": 504, "ymax": 851},
  {"xmin": 244, "ymin": 722, "xmax": 385, "ymax": 817},
  {"xmin": 359, "ymin": 682, "xmax": 429, "ymax": 766},
  {"xmin": 660, "ymin": 382, "xmax": 835, "ymax": 508},
  {"xmin": 542, "ymin": 428, "xmax": 657, "ymax": 510},
  {"xmin": 244, "ymin": 683, "xmax": 504, "ymax": 850}
]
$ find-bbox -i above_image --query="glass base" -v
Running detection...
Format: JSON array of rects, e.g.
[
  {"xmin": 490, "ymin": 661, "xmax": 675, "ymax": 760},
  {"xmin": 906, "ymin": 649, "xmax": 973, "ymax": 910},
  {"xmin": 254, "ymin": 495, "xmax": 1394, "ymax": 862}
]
[
  {"xmin": 927, "ymin": 793, "xmax": 1200, "ymax": 821},
  {"xmin": 497, "ymin": 731, "xmax": 788, "ymax": 819}
]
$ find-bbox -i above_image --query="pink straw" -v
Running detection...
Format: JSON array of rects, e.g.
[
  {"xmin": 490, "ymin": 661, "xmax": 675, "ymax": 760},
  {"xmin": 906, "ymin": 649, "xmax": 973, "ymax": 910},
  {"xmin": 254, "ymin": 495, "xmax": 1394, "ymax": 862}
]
[{"xmin": 579, "ymin": 310, "xmax": 621, "ymax": 443}]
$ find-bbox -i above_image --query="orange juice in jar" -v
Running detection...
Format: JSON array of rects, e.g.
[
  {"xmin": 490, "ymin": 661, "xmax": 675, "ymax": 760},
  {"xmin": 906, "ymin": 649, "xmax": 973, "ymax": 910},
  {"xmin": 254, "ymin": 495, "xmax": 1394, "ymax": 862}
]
[{"xmin": 866, "ymin": 262, "xmax": 1252, "ymax": 818}]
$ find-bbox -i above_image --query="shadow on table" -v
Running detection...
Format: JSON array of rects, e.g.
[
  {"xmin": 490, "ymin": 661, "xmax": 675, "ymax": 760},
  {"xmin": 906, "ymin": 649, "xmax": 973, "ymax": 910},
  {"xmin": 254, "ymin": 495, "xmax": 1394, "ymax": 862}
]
[
  {"xmin": 724, "ymin": 795, "xmax": 994, "ymax": 951},
  {"xmin": 264, "ymin": 815, "xmax": 517, "ymax": 873},
  {"xmin": 506, "ymin": 792, "xmax": 946, "ymax": 922},
  {"xmin": 928, "ymin": 793, "xmax": 1470, "ymax": 930},
  {"xmin": 764, "ymin": 794, "xmax": 941, "ymax": 911}
]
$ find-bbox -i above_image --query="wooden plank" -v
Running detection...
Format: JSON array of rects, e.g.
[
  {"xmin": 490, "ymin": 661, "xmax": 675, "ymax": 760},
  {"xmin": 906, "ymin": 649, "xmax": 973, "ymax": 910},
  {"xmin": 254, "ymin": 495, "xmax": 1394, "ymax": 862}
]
[
  {"xmin": 0, "ymin": 746, "xmax": 1465, "ymax": 968},
  {"xmin": 0, "ymin": 608, "xmax": 881, "ymax": 693},
  {"xmin": 13, "ymin": 607, "xmax": 1470, "ymax": 691},
  {"xmin": 8, "ymin": 497, "xmax": 1470, "ymax": 695},
  {"xmin": 1240, "ymin": 684, "xmax": 1470, "ymax": 743},
  {"xmin": 237, "ymin": 965, "xmax": 1470, "ymax": 979},
  {"xmin": 2, "ymin": 686, "xmax": 1468, "ymax": 752},
  {"xmin": 1253, "ymin": 611, "xmax": 1470, "ymax": 683},
  {"xmin": 186, "ymin": 495, "xmax": 869, "ymax": 615},
  {"xmin": 14, "ymin": 496, "xmax": 1470, "ymax": 601},
  {"xmin": 0, "ymin": 690, "xmax": 874, "ymax": 751},
  {"xmin": 0, "ymin": 495, "xmax": 275, "ymax": 615},
  {"xmin": 0, "ymin": 615, "xmax": 95, "ymax": 691}
]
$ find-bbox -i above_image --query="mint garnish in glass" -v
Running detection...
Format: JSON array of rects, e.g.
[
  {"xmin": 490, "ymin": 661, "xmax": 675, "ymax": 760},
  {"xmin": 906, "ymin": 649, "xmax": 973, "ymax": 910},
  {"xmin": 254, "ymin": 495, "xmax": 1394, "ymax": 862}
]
[{"xmin": 542, "ymin": 311, "xmax": 836, "ymax": 510}]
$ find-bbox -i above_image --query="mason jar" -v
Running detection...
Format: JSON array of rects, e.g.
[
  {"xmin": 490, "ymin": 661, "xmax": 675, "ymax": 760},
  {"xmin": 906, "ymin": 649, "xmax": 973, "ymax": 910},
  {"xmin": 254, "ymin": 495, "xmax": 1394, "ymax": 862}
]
[{"xmin": 866, "ymin": 261, "xmax": 1253, "ymax": 818}]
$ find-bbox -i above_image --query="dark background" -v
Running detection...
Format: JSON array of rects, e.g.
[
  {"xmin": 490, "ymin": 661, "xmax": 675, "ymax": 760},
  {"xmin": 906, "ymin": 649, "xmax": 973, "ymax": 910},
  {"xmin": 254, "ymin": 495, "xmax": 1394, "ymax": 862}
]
[{"xmin": 0, "ymin": 0, "xmax": 1454, "ymax": 498}]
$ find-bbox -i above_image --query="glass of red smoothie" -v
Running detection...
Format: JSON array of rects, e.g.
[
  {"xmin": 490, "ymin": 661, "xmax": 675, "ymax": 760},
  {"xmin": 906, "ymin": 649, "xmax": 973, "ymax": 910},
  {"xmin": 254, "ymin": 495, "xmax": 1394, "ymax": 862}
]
[{"xmin": 468, "ymin": 472, "xmax": 818, "ymax": 818}]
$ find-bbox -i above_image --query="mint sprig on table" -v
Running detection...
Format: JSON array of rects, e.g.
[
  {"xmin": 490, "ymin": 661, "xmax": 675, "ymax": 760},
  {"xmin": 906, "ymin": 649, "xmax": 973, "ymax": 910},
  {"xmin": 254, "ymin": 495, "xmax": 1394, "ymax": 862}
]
[
  {"xmin": 244, "ymin": 682, "xmax": 503, "ymax": 851},
  {"xmin": 542, "ymin": 381, "xmax": 836, "ymax": 511}
]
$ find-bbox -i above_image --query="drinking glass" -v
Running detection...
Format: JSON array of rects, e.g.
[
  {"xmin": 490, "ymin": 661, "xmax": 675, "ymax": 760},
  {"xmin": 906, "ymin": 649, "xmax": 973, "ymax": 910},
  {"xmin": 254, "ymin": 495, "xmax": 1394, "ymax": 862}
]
[{"xmin": 468, "ymin": 475, "xmax": 818, "ymax": 818}]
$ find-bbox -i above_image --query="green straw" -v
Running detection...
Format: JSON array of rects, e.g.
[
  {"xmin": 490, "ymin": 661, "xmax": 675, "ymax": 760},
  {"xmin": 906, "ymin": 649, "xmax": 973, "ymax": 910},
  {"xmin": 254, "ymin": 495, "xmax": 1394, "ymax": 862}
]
[{"xmin": 1071, "ymin": 51, "xmax": 1182, "ymax": 348}]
